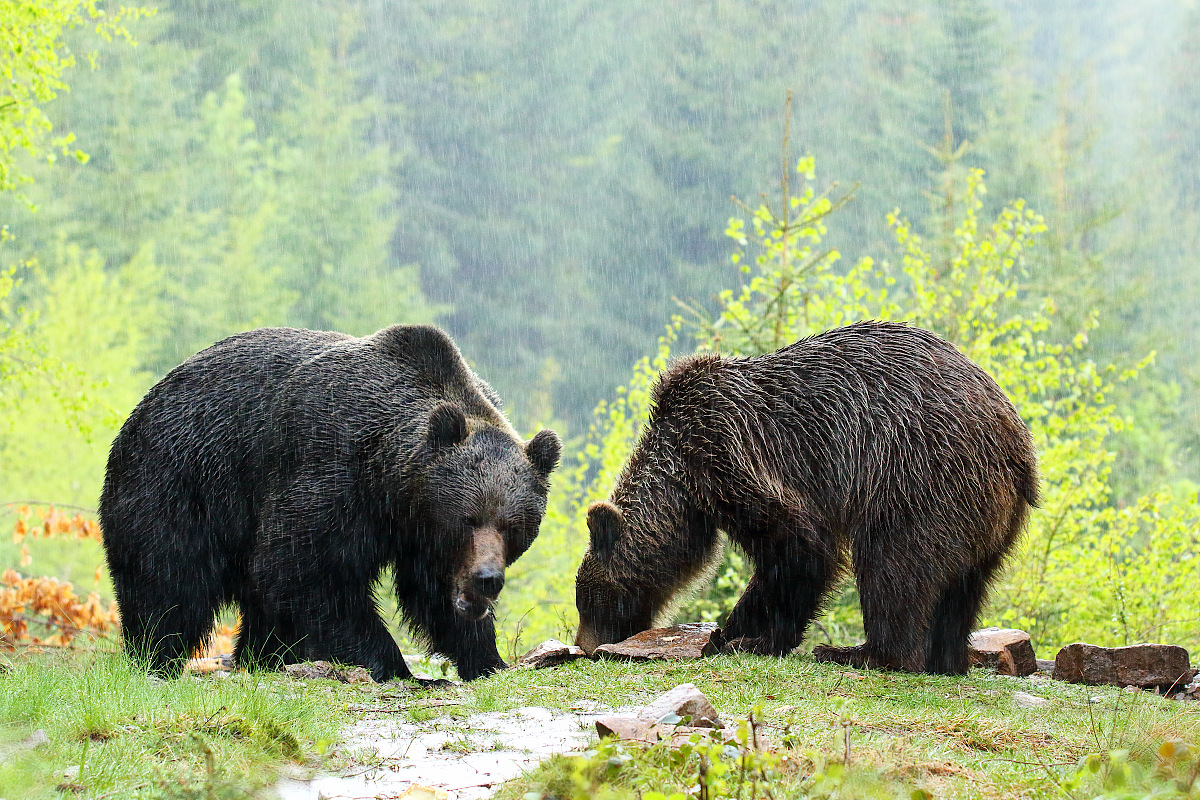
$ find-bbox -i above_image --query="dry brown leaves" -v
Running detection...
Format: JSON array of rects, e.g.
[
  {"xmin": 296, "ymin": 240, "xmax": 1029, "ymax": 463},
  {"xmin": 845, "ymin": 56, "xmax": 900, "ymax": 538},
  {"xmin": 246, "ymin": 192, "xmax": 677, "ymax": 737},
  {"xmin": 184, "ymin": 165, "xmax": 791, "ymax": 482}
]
[
  {"xmin": 0, "ymin": 568, "xmax": 120, "ymax": 648},
  {"xmin": 10, "ymin": 503, "xmax": 103, "ymax": 571}
]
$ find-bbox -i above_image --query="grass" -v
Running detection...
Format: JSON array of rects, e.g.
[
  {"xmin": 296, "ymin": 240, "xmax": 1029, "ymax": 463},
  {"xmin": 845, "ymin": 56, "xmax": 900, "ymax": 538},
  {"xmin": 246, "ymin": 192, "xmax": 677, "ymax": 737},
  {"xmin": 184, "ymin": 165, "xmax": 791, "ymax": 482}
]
[
  {"xmin": 0, "ymin": 644, "xmax": 1197, "ymax": 799},
  {"xmin": 474, "ymin": 657, "xmax": 1200, "ymax": 799},
  {"xmin": 0, "ymin": 646, "xmax": 357, "ymax": 799}
]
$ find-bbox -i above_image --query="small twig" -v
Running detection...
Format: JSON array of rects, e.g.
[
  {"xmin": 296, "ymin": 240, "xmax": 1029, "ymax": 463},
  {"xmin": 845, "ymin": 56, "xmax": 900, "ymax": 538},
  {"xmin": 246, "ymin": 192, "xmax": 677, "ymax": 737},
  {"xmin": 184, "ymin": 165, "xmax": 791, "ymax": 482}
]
[
  {"xmin": 2, "ymin": 500, "xmax": 97, "ymax": 515},
  {"xmin": 91, "ymin": 783, "xmax": 150, "ymax": 800},
  {"xmin": 1027, "ymin": 738, "xmax": 1071, "ymax": 797}
]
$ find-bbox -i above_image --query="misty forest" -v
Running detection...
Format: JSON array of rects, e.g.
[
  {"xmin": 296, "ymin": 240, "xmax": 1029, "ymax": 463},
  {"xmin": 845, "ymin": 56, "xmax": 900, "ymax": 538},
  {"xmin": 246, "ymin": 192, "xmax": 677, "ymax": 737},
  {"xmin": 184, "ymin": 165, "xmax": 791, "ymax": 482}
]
[{"xmin": 2, "ymin": 1, "xmax": 1200, "ymax": 798}]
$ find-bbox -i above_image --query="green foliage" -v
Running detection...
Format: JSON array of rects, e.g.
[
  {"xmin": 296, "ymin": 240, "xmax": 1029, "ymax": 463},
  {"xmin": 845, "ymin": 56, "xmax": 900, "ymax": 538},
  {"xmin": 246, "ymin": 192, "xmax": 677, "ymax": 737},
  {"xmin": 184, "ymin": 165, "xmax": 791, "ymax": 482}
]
[
  {"xmin": 522, "ymin": 713, "xmax": 860, "ymax": 800},
  {"xmin": 0, "ymin": 0, "xmax": 149, "ymax": 195},
  {"xmin": 159, "ymin": 73, "xmax": 297, "ymax": 362},
  {"xmin": 0, "ymin": 236, "xmax": 160, "ymax": 505}
]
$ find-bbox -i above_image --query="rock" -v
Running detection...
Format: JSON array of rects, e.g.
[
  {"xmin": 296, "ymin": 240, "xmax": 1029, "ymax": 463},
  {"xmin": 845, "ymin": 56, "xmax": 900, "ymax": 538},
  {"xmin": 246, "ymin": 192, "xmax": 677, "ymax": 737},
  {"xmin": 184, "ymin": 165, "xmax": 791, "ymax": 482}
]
[
  {"xmin": 1035, "ymin": 659, "xmax": 1056, "ymax": 674},
  {"xmin": 1012, "ymin": 691, "xmax": 1049, "ymax": 708},
  {"xmin": 595, "ymin": 683, "xmax": 729, "ymax": 744},
  {"xmin": 640, "ymin": 683, "xmax": 724, "ymax": 728},
  {"xmin": 968, "ymin": 628, "xmax": 1037, "ymax": 677},
  {"xmin": 1172, "ymin": 677, "xmax": 1200, "ymax": 702},
  {"xmin": 594, "ymin": 715, "xmax": 735, "ymax": 745},
  {"xmin": 284, "ymin": 661, "xmax": 375, "ymax": 685},
  {"xmin": 1053, "ymin": 643, "xmax": 1195, "ymax": 689},
  {"xmin": 23, "ymin": 729, "xmax": 49, "ymax": 749},
  {"xmin": 594, "ymin": 623, "xmax": 720, "ymax": 661},
  {"xmin": 396, "ymin": 787, "xmax": 450, "ymax": 800},
  {"xmin": 595, "ymin": 714, "xmax": 659, "ymax": 740},
  {"xmin": 514, "ymin": 639, "xmax": 588, "ymax": 669}
]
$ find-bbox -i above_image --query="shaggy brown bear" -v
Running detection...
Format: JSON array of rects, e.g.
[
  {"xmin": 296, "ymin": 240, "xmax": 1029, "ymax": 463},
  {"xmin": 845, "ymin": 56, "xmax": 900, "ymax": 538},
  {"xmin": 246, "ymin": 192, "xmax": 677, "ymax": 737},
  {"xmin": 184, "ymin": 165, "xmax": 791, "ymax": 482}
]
[
  {"xmin": 101, "ymin": 324, "xmax": 561, "ymax": 682},
  {"xmin": 574, "ymin": 321, "xmax": 1037, "ymax": 675}
]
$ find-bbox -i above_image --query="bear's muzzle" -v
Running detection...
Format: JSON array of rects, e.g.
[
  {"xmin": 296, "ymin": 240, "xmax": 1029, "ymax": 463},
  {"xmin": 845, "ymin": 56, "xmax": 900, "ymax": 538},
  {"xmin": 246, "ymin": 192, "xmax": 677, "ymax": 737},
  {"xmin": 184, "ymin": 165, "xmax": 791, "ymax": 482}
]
[{"xmin": 453, "ymin": 527, "xmax": 506, "ymax": 620}]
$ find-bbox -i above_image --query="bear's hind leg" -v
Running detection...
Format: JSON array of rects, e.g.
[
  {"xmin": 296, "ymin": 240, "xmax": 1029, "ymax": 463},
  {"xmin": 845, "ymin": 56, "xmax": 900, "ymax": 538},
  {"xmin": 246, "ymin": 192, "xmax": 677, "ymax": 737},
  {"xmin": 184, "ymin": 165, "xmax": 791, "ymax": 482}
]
[
  {"xmin": 234, "ymin": 598, "xmax": 302, "ymax": 671},
  {"xmin": 719, "ymin": 530, "xmax": 839, "ymax": 656},
  {"xmin": 118, "ymin": 581, "xmax": 219, "ymax": 676},
  {"xmin": 820, "ymin": 533, "xmax": 936, "ymax": 672},
  {"xmin": 924, "ymin": 556, "xmax": 1002, "ymax": 675}
]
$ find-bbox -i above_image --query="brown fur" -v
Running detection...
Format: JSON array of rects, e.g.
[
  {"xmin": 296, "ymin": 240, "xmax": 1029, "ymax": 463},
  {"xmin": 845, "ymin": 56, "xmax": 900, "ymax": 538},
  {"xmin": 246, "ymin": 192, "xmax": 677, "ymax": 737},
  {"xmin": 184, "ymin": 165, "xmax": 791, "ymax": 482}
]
[{"xmin": 575, "ymin": 321, "xmax": 1038, "ymax": 674}]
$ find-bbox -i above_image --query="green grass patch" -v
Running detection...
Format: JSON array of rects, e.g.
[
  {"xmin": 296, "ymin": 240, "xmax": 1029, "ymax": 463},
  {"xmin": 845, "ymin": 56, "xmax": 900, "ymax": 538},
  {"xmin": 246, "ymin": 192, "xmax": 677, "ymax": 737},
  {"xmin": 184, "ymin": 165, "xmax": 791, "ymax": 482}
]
[
  {"xmin": 0, "ymin": 647, "xmax": 357, "ymax": 799},
  {"xmin": 445, "ymin": 656, "xmax": 1199, "ymax": 800}
]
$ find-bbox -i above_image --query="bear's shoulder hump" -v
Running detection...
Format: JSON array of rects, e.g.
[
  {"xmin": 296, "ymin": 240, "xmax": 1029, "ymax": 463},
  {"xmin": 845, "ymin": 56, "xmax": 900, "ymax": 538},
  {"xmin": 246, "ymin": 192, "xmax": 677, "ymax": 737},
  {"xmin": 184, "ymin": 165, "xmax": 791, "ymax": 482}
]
[
  {"xmin": 366, "ymin": 324, "xmax": 475, "ymax": 389},
  {"xmin": 651, "ymin": 353, "xmax": 727, "ymax": 413}
]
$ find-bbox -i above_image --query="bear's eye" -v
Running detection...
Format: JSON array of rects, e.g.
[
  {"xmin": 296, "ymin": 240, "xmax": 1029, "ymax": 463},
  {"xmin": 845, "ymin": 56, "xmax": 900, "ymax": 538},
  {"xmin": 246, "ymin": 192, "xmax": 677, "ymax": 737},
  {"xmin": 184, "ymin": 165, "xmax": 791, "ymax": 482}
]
[{"xmin": 464, "ymin": 515, "xmax": 483, "ymax": 529}]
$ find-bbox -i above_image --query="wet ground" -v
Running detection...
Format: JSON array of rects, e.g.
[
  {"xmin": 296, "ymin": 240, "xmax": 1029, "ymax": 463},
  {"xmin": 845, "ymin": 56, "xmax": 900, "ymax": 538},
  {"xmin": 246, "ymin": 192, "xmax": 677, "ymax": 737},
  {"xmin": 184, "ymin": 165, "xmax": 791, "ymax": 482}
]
[{"xmin": 275, "ymin": 703, "xmax": 609, "ymax": 799}]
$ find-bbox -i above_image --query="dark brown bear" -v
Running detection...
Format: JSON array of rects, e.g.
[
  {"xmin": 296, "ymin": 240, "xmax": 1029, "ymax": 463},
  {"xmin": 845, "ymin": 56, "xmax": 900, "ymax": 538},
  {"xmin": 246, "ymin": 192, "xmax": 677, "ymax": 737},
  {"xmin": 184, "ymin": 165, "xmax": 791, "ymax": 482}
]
[
  {"xmin": 101, "ymin": 324, "xmax": 560, "ymax": 682},
  {"xmin": 574, "ymin": 321, "xmax": 1038, "ymax": 675}
]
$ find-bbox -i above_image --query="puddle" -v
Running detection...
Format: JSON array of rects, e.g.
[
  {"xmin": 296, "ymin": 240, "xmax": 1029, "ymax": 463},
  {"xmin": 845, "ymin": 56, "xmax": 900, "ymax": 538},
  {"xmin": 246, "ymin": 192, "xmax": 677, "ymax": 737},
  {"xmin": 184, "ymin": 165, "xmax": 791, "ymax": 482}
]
[{"xmin": 276, "ymin": 704, "xmax": 612, "ymax": 800}]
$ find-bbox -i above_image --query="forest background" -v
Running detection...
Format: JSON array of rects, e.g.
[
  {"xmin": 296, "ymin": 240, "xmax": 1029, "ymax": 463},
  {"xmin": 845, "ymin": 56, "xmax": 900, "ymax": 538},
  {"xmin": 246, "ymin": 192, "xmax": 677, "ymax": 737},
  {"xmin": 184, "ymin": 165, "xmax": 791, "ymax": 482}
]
[{"xmin": 2, "ymin": 0, "xmax": 1198, "ymax": 663}]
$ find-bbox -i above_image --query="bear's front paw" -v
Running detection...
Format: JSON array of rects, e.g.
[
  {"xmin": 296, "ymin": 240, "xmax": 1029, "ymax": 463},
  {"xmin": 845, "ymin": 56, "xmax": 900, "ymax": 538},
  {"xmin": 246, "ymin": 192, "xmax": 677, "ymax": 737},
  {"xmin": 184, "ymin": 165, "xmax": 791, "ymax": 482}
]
[
  {"xmin": 812, "ymin": 643, "xmax": 869, "ymax": 668},
  {"xmin": 720, "ymin": 634, "xmax": 785, "ymax": 657},
  {"xmin": 456, "ymin": 659, "xmax": 507, "ymax": 682},
  {"xmin": 812, "ymin": 644, "xmax": 923, "ymax": 672}
]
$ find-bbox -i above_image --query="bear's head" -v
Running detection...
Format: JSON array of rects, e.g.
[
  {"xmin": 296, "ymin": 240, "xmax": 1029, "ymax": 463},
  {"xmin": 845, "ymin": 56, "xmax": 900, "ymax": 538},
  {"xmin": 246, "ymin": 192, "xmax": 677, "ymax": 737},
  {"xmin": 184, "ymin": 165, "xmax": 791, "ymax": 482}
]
[
  {"xmin": 574, "ymin": 500, "xmax": 657, "ymax": 654},
  {"xmin": 417, "ymin": 402, "xmax": 561, "ymax": 621}
]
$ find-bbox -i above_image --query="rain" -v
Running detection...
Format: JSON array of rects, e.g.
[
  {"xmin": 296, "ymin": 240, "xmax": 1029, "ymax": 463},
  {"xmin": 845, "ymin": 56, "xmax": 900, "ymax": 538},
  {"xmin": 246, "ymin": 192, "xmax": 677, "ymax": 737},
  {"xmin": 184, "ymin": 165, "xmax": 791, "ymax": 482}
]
[{"xmin": 2, "ymin": 1, "xmax": 1199, "ymax": 798}]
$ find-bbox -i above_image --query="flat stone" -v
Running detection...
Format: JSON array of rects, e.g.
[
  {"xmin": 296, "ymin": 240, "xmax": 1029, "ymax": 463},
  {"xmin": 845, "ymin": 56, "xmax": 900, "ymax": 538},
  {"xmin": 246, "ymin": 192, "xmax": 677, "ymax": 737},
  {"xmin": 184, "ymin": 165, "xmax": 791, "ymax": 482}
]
[
  {"xmin": 640, "ymin": 683, "xmax": 724, "ymax": 728},
  {"xmin": 968, "ymin": 628, "xmax": 1037, "ymax": 676},
  {"xmin": 1013, "ymin": 691, "xmax": 1049, "ymax": 708},
  {"xmin": 594, "ymin": 715, "xmax": 734, "ymax": 745},
  {"xmin": 284, "ymin": 661, "xmax": 375, "ymax": 685},
  {"xmin": 1036, "ymin": 659, "xmax": 1056, "ymax": 674},
  {"xmin": 1171, "ymin": 677, "xmax": 1200, "ymax": 702},
  {"xmin": 593, "ymin": 623, "xmax": 720, "ymax": 661},
  {"xmin": 595, "ymin": 714, "xmax": 656, "ymax": 740},
  {"xmin": 23, "ymin": 729, "xmax": 49, "ymax": 749},
  {"xmin": 595, "ymin": 683, "xmax": 727, "ymax": 743},
  {"xmin": 514, "ymin": 639, "xmax": 588, "ymax": 669},
  {"xmin": 1052, "ymin": 643, "xmax": 1195, "ymax": 689}
]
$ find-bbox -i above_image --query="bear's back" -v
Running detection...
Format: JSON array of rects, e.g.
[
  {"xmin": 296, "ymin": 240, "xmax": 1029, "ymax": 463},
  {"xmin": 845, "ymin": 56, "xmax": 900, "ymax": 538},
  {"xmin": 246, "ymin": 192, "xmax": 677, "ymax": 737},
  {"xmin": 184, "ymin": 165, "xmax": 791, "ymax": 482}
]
[
  {"xmin": 110, "ymin": 327, "xmax": 351, "ymax": 465},
  {"xmin": 262, "ymin": 324, "xmax": 520, "ymax": 487},
  {"xmin": 101, "ymin": 327, "xmax": 353, "ymax": 548},
  {"xmin": 645, "ymin": 321, "xmax": 1035, "ymax": 527}
]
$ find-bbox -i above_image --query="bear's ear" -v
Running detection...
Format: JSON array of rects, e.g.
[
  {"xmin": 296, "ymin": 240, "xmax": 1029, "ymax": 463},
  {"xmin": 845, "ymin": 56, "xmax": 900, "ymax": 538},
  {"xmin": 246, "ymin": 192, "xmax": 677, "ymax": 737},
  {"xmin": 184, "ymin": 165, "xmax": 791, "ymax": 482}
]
[
  {"xmin": 427, "ymin": 402, "xmax": 469, "ymax": 450},
  {"xmin": 525, "ymin": 429, "xmax": 562, "ymax": 477},
  {"xmin": 586, "ymin": 501, "xmax": 624, "ymax": 558}
]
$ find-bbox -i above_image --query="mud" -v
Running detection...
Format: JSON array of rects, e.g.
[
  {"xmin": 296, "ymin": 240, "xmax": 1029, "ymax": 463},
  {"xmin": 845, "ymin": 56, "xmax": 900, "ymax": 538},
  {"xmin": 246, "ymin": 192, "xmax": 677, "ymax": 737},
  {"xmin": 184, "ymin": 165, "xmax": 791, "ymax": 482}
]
[{"xmin": 275, "ymin": 704, "xmax": 610, "ymax": 799}]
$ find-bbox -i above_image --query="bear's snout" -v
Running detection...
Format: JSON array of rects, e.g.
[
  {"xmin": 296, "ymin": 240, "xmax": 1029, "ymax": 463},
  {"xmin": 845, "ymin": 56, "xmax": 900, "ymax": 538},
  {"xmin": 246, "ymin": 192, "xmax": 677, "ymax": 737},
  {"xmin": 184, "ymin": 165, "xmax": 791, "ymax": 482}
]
[
  {"xmin": 453, "ymin": 526, "xmax": 508, "ymax": 620},
  {"xmin": 471, "ymin": 566, "xmax": 505, "ymax": 599}
]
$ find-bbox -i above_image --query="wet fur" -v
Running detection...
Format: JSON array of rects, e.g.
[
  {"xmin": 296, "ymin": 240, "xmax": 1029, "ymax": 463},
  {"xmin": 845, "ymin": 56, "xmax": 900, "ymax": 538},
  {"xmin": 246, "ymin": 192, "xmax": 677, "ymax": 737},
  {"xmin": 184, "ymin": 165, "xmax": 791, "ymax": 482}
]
[
  {"xmin": 576, "ymin": 321, "xmax": 1038, "ymax": 674},
  {"xmin": 101, "ymin": 324, "xmax": 560, "ymax": 682}
]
